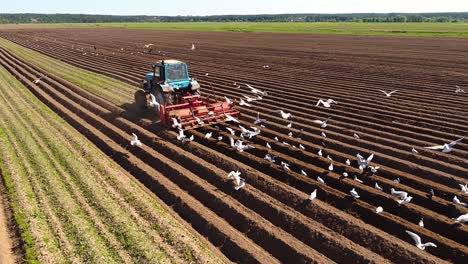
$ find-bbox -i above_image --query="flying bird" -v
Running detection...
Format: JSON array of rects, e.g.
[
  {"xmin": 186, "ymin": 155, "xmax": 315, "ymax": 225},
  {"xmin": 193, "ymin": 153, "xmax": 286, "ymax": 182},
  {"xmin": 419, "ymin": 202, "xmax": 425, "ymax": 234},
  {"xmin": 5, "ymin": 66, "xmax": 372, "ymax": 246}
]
[
  {"xmin": 130, "ymin": 133, "xmax": 142, "ymax": 147},
  {"xmin": 357, "ymin": 153, "xmax": 374, "ymax": 171},
  {"xmin": 225, "ymin": 114, "xmax": 240, "ymax": 123},
  {"xmin": 225, "ymin": 96, "xmax": 233, "ymax": 106},
  {"xmin": 274, "ymin": 110, "xmax": 292, "ymax": 119},
  {"xmin": 316, "ymin": 99, "xmax": 337, "ymax": 108},
  {"xmin": 455, "ymin": 85, "xmax": 465, "ymax": 93},
  {"xmin": 246, "ymin": 84, "xmax": 267, "ymax": 95},
  {"xmin": 459, "ymin": 183, "xmax": 468, "ymax": 194},
  {"xmin": 424, "ymin": 138, "xmax": 463, "ymax": 153},
  {"xmin": 313, "ymin": 118, "xmax": 330, "ymax": 128},
  {"xmin": 405, "ymin": 231, "xmax": 437, "ymax": 250},
  {"xmin": 254, "ymin": 112, "xmax": 266, "ymax": 125},
  {"xmin": 239, "ymin": 99, "xmax": 252, "ymax": 107},
  {"xmin": 398, "ymin": 196, "xmax": 413, "ymax": 205},
  {"xmin": 228, "ymin": 171, "xmax": 245, "ymax": 190},
  {"xmin": 226, "ymin": 127, "xmax": 236, "ymax": 136},
  {"xmin": 264, "ymin": 154, "xmax": 276, "ymax": 163},
  {"xmin": 391, "ymin": 188, "xmax": 408, "ymax": 199},
  {"xmin": 379, "ymin": 90, "xmax": 399, "ymax": 97}
]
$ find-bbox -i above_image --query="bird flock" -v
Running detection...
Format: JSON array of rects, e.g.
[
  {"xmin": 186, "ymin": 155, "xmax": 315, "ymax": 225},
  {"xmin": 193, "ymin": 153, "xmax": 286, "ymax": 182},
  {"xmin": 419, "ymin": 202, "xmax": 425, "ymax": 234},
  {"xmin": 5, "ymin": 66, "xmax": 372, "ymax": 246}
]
[{"xmin": 113, "ymin": 45, "xmax": 467, "ymax": 253}]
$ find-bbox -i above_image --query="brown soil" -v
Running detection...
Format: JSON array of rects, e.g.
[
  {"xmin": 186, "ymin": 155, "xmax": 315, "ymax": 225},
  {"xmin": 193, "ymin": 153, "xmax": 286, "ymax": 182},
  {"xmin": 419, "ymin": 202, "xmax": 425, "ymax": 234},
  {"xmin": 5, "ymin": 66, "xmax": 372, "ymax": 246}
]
[{"xmin": 0, "ymin": 27, "xmax": 467, "ymax": 263}]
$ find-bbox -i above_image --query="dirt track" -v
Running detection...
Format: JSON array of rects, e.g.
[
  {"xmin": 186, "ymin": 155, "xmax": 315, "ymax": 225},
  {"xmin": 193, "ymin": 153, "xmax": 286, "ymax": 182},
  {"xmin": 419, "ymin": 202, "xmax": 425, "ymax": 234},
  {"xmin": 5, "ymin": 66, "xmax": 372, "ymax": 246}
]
[{"xmin": 0, "ymin": 28, "xmax": 467, "ymax": 263}]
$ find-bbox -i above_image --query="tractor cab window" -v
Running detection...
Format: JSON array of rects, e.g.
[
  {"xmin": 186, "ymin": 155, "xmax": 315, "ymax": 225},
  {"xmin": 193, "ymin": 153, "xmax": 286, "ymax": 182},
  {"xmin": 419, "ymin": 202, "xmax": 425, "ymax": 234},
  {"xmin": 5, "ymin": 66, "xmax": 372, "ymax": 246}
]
[{"xmin": 166, "ymin": 63, "xmax": 188, "ymax": 81}]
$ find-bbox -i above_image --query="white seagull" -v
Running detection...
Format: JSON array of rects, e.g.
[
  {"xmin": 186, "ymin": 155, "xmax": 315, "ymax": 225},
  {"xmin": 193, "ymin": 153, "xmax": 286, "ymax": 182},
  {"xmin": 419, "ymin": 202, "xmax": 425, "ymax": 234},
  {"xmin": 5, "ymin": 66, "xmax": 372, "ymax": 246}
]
[
  {"xmin": 350, "ymin": 188, "xmax": 360, "ymax": 199},
  {"xmin": 455, "ymin": 85, "xmax": 465, "ymax": 93},
  {"xmin": 264, "ymin": 154, "xmax": 276, "ymax": 163},
  {"xmin": 254, "ymin": 112, "xmax": 266, "ymax": 125},
  {"xmin": 357, "ymin": 153, "xmax": 374, "ymax": 171},
  {"xmin": 313, "ymin": 118, "xmax": 330, "ymax": 128},
  {"xmin": 328, "ymin": 163, "xmax": 334, "ymax": 171},
  {"xmin": 354, "ymin": 175, "xmax": 363, "ymax": 183},
  {"xmin": 246, "ymin": 84, "xmax": 267, "ymax": 95},
  {"xmin": 224, "ymin": 96, "xmax": 233, "ymax": 106},
  {"xmin": 130, "ymin": 133, "xmax": 142, "ymax": 147},
  {"xmin": 458, "ymin": 183, "xmax": 467, "ymax": 194},
  {"xmin": 205, "ymin": 132, "xmax": 213, "ymax": 139},
  {"xmin": 453, "ymin": 213, "xmax": 468, "ymax": 223},
  {"xmin": 379, "ymin": 90, "xmax": 399, "ymax": 97},
  {"xmin": 309, "ymin": 189, "xmax": 317, "ymax": 201},
  {"xmin": 424, "ymin": 138, "xmax": 463, "ymax": 153},
  {"xmin": 317, "ymin": 149, "xmax": 323, "ymax": 157},
  {"xmin": 301, "ymin": 170, "xmax": 308, "ymax": 176},
  {"xmin": 228, "ymin": 171, "xmax": 245, "ymax": 190},
  {"xmin": 376, "ymin": 206, "xmax": 383, "ymax": 214},
  {"xmin": 419, "ymin": 218, "xmax": 424, "ymax": 227},
  {"xmin": 412, "ymin": 148, "xmax": 419, "ymax": 154},
  {"xmin": 375, "ymin": 182, "xmax": 383, "ymax": 191},
  {"xmin": 239, "ymin": 99, "xmax": 252, "ymax": 107},
  {"xmin": 266, "ymin": 142, "xmax": 271, "ymax": 149},
  {"xmin": 172, "ymin": 118, "xmax": 182, "ymax": 130},
  {"xmin": 226, "ymin": 127, "xmax": 236, "ymax": 136},
  {"xmin": 225, "ymin": 114, "xmax": 240, "ymax": 123},
  {"xmin": 453, "ymin": 196, "xmax": 467, "ymax": 207},
  {"xmin": 317, "ymin": 176, "xmax": 326, "ymax": 184},
  {"xmin": 391, "ymin": 188, "xmax": 408, "ymax": 199},
  {"xmin": 398, "ymin": 196, "xmax": 413, "ymax": 205},
  {"xmin": 149, "ymin": 93, "xmax": 160, "ymax": 108},
  {"xmin": 316, "ymin": 99, "xmax": 337, "ymax": 108},
  {"xmin": 345, "ymin": 159, "xmax": 351, "ymax": 166},
  {"xmin": 405, "ymin": 231, "xmax": 437, "ymax": 250},
  {"xmin": 176, "ymin": 130, "xmax": 186, "ymax": 142},
  {"xmin": 274, "ymin": 110, "xmax": 292, "ymax": 119},
  {"xmin": 191, "ymin": 43, "xmax": 196, "ymax": 50}
]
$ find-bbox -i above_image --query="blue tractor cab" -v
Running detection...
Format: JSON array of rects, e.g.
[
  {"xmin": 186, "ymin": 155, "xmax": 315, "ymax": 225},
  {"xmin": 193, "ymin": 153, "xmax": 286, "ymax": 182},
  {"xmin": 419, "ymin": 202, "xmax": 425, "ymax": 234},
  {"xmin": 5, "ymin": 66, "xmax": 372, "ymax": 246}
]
[{"xmin": 136, "ymin": 60, "xmax": 200, "ymax": 108}]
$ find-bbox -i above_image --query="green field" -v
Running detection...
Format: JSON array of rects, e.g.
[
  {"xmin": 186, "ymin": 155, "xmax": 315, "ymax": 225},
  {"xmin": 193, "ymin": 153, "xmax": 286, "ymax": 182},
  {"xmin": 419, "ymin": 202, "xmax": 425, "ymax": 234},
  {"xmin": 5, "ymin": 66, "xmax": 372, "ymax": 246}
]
[{"xmin": 10, "ymin": 22, "xmax": 468, "ymax": 37}]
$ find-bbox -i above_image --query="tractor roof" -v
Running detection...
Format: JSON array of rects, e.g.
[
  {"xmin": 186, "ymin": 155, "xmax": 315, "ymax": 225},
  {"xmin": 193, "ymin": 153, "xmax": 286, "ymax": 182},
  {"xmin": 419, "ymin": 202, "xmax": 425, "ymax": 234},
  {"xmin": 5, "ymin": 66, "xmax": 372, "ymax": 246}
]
[{"xmin": 153, "ymin": 60, "xmax": 183, "ymax": 67}]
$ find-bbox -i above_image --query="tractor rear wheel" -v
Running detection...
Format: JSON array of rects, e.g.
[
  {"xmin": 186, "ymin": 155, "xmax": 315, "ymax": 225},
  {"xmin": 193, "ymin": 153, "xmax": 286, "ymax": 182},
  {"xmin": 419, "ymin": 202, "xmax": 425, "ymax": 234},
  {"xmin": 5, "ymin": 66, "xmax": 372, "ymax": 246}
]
[{"xmin": 134, "ymin": 90, "xmax": 147, "ymax": 109}]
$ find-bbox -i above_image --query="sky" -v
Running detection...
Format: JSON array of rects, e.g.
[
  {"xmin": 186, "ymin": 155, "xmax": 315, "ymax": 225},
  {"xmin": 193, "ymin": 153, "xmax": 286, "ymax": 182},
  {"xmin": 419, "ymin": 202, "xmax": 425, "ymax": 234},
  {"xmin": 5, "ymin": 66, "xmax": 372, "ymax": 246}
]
[{"xmin": 2, "ymin": 0, "xmax": 468, "ymax": 16}]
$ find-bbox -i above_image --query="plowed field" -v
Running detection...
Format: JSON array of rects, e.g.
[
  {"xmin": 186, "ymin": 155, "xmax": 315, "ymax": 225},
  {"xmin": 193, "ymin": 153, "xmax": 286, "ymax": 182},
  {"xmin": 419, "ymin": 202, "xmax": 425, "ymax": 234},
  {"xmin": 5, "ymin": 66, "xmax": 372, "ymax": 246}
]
[{"xmin": 0, "ymin": 27, "xmax": 467, "ymax": 263}]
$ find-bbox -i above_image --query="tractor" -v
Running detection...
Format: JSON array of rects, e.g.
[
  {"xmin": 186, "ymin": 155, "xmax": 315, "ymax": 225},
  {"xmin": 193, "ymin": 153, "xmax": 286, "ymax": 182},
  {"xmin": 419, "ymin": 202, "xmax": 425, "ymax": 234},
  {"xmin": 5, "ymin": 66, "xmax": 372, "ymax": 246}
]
[
  {"xmin": 136, "ymin": 59, "xmax": 201, "ymax": 107},
  {"xmin": 135, "ymin": 60, "xmax": 240, "ymax": 130}
]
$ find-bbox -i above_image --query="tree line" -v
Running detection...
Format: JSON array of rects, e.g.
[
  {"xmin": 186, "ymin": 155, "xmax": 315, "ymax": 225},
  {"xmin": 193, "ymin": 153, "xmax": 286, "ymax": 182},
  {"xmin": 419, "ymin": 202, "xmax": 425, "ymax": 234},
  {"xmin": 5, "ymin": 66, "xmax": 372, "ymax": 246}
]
[{"xmin": 1, "ymin": 13, "xmax": 467, "ymax": 24}]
